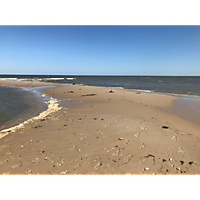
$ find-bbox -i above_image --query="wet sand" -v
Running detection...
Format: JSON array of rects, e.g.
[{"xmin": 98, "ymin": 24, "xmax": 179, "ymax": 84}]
[
  {"xmin": 1, "ymin": 82, "xmax": 200, "ymax": 174},
  {"xmin": 169, "ymin": 96, "xmax": 200, "ymax": 127}
]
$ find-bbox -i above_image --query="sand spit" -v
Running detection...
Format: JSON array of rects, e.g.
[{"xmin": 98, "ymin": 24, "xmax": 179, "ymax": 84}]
[
  {"xmin": 1, "ymin": 82, "xmax": 200, "ymax": 175},
  {"xmin": 0, "ymin": 98, "xmax": 62, "ymax": 139},
  {"xmin": 0, "ymin": 80, "xmax": 60, "ymax": 87}
]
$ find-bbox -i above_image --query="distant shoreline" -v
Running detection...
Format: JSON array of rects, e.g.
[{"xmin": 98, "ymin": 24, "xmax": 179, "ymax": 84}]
[{"xmin": 0, "ymin": 79, "xmax": 60, "ymax": 87}]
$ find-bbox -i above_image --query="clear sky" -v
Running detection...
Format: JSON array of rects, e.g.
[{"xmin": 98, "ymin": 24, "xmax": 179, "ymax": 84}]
[{"xmin": 0, "ymin": 25, "xmax": 200, "ymax": 76}]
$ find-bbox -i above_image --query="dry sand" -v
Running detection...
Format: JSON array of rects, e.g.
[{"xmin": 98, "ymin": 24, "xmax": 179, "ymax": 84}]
[{"xmin": 0, "ymin": 81, "xmax": 200, "ymax": 175}]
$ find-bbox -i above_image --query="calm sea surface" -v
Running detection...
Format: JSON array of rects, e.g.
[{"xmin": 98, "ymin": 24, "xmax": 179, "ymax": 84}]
[
  {"xmin": 0, "ymin": 85, "xmax": 49, "ymax": 131},
  {"xmin": 0, "ymin": 75, "xmax": 200, "ymax": 129}
]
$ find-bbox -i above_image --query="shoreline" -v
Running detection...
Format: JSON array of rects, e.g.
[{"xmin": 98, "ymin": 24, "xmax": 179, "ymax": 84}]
[
  {"xmin": 0, "ymin": 98, "xmax": 61, "ymax": 139},
  {"xmin": 0, "ymin": 85, "xmax": 51, "ymax": 131},
  {"xmin": 1, "ymin": 80, "xmax": 200, "ymax": 174},
  {"xmin": 0, "ymin": 80, "xmax": 60, "ymax": 139},
  {"xmin": 0, "ymin": 83, "xmax": 62, "ymax": 140}
]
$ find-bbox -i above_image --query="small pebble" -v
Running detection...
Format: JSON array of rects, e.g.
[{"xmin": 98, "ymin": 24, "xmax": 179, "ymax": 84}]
[{"xmin": 144, "ymin": 167, "xmax": 149, "ymax": 171}]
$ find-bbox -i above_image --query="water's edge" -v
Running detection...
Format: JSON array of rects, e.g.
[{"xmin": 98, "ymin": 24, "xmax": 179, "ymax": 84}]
[{"xmin": 0, "ymin": 85, "xmax": 62, "ymax": 139}]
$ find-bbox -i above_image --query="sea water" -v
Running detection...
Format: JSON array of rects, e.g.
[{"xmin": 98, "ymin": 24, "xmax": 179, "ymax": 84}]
[
  {"xmin": 0, "ymin": 85, "xmax": 48, "ymax": 131},
  {"xmin": 1, "ymin": 75, "xmax": 200, "ymax": 96}
]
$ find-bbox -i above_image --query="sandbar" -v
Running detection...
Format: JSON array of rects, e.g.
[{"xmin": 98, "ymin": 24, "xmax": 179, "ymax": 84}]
[{"xmin": 0, "ymin": 81, "xmax": 200, "ymax": 175}]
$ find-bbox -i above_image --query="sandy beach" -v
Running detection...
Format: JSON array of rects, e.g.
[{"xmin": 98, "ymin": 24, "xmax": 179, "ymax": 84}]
[{"xmin": 1, "ymin": 80, "xmax": 200, "ymax": 174}]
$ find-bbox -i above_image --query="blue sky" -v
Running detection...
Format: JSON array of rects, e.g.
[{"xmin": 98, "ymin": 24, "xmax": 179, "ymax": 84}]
[{"xmin": 0, "ymin": 26, "xmax": 200, "ymax": 76}]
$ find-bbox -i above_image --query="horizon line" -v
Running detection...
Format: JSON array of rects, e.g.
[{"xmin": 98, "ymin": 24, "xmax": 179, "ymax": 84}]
[{"xmin": 0, "ymin": 73, "xmax": 200, "ymax": 77}]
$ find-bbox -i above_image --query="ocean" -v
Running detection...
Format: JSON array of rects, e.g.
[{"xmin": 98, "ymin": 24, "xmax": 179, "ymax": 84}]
[
  {"xmin": 0, "ymin": 75, "xmax": 200, "ymax": 129},
  {"xmin": 1, "ymin": 75, "xmax": 200, "ymax": 96}
]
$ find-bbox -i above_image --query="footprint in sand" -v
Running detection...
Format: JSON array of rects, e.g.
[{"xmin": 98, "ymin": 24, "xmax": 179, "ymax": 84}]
[
  {"xmin": 141, "ymin": 126, "xmax": 146, "ymax": 131},
  {"xmin": 70, "ymin": 145, "xmax": 77, "ymax": 150},
  {"xmin": 140, "ymin": 143, "xmax": 145, "ymax": 149},
  {"xmin": 12, "ymin": 165, "xmax": 18, "ymax": 169},
  {"xmin": 105, "ymin": 124, "xmax": 110, "ymax": 127},
  {"xmin": 97, "ymin": 130, "xmax": 103, "ymax": 134},
  {"xmin": 178, "ymin": 147, "xmax": 184, "ymax": 154},
  {"xmin": 134, "ymin": 133, "xmax": 140, "ymax": 137},
  {"xmin": 171, "ymin": 136, "xmax": 178, "ymax": 141},
  {"xmin": 80, "ymin": 136, "xmax": 88, "ymax": 140},
  {"xmin": 124, "ymin": 140, "xmax": 129, "ymax": 145}
]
